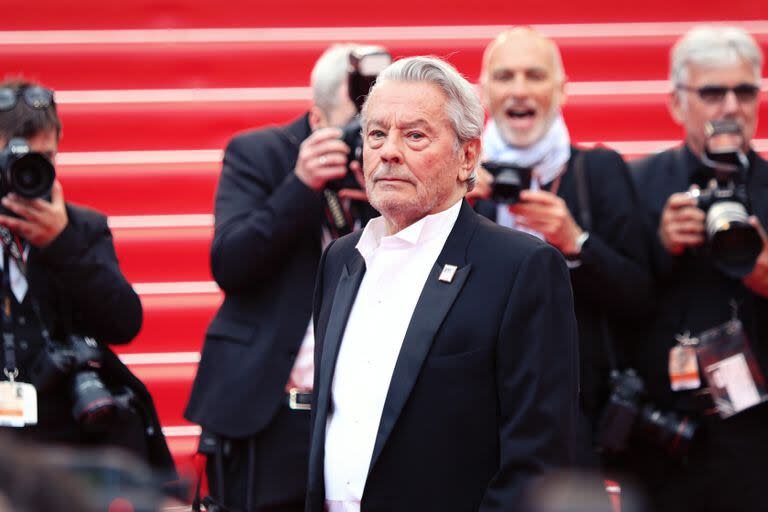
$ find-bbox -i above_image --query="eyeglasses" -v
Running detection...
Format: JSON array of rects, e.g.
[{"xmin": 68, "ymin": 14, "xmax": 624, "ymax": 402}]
[
  {"xmin": 0, "ymin": 86, "xmax": 55, "ymax": 111},
  {"xmin": 677, "ymin": 83, "xmax": 761, "ymax": 104}
]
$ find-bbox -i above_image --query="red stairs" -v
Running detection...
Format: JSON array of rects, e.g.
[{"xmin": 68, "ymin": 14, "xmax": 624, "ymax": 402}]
[{"xmin": 2, "ymin": 0, "xmax": 766, "ymax": 476}]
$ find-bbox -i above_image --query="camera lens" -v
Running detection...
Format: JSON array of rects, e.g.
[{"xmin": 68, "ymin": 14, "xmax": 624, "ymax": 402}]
[
  {"xmin": 72, "ymin": 370, "xmax": 117, "ymax": 428},
  {"xmin": 706, "ymin": 201, "xmax": 762, "ymax": 278},
  {"xmin": 639, "ymin": 405, "xmax": 697, "ymax": 456},
  {"xmin": 8, "ymin": 152, "xmax": 55, "ymax": 198}
]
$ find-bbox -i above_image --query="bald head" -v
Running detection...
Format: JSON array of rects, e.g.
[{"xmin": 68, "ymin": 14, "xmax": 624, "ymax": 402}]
[
  {"xmin": 480, "ymin": 27, "xmax": 567, "ymax": 147},
  {"xmin": 481, "ymin": 28, "xmax": 565, "ymax": 86}
]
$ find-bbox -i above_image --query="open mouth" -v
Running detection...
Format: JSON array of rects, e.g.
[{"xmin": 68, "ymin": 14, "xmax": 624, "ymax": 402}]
[{"xmin": 505, "ymin": 107, "xmax": 536, "ymax": 119}]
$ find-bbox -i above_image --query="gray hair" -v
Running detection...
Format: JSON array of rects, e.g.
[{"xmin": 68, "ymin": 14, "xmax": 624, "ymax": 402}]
[
  {"xmin": 310, "ymin": 44, "xmax": 355, "ymax": 116},
  {"xmin": 671, "ymin": 26, "xmax": 763, "ymax": 87},
  {"xmin": 361, "ymin": 56, "xmax": 484, "ymax": 191}
]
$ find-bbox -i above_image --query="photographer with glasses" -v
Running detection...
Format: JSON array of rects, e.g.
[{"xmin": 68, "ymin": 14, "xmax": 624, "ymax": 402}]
[
  {"xmin": 629, "ymin": 26, "xmax": 768, "ymax": 511},
  {"xmin": 0, "ymin": 80, "xmax": 174, "ymax": 478}
]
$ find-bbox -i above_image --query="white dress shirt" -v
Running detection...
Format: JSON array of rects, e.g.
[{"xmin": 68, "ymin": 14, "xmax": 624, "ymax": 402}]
[{"xmin": 324, "ymin": 199, "xmax": 463, "ymax": 511}]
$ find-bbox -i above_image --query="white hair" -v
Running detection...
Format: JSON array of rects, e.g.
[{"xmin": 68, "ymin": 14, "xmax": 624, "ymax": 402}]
[
  {"xmin": 671, "ymin": 26, "xmax": 763, "ymax": 87},
  {"xmin": 361, "ymin": 56, "xmax": 484, "ymax": 191},
  {"xmin": 310, "ymin": 44, "xmax": 356, "ymax": 116}
]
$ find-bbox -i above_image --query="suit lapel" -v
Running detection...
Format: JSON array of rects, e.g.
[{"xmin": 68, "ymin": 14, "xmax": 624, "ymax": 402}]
[
  {"xmin": 367, "ymin": 200, "xmax": 478, "ymax": 474},
  {"xmin": 308, "ymin": 250, "xmax": 366, "ymax": 501}
]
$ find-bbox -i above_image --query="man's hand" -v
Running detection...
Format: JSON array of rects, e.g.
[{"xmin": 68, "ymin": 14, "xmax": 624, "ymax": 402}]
[
  {"xmin": 294, "ymin": 127, "xmax": 350, "ymax": 191},
  {"xmin": 0, "ymin": 180, "xmax": 68, "ymax": 248},
  {"xmin": 659, "ymin": 192, "xmax": 705, "ymax": 255},
  {"xmin": 743, "ymin": 216, "xmax": 768, "ymax": 298},
  {"xmin": 510, "ymin": 190, "xmax": 583, "ymax": 254},
  {"xmin": 465, "ymin": 165, "xmax": 493, "ymax": 202}
]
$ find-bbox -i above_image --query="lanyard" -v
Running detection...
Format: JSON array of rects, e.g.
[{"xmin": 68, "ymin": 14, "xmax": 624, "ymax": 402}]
[{"xmin": 0, "ymin": 226, "xmax": 52, "ymax": 382}]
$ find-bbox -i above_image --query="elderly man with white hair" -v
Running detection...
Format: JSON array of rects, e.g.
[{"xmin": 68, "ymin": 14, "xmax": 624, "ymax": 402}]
[
  {"xmin": 307, "ymin": 56, "xmax": 579, "ymax": 512},
  {"xmin": 629, "ymin": 26, "xmax": 768, "ymax": 511}
]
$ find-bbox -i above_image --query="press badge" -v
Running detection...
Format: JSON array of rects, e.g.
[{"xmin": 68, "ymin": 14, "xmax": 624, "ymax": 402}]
[
  {"xmin": 669, "ymin": 332, "xmax": 701, "ymax": 391},
  {"xmin": 0, "ymin": 381, "xmax": 37, "ymax": 427},
  {"xmin": 696, "ymin": 319, "xmax": 768, "ymax": 419}
]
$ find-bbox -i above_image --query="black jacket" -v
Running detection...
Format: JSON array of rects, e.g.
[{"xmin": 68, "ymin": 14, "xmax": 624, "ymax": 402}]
[
  {"xmin": 308, "ymin": 201, "xmax": 579, "ymax": 512},
  {"xmin": 0, "ymin": 204, "xmax": 174, "ymax": 473},
  {"xmin": 630, "ymin": 146, "xmax": 768, "ymax": 417},
  {"xmin": 185, "ymin": 115, "xmax": 325, "ymax": 438},
  {"xmin": 476, "ymin": 147, "xmax": 653, "ymax": 420}
]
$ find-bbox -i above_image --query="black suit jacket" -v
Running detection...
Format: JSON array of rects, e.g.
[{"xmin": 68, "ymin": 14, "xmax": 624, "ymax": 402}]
[
  {"xmin": 630, "ymin": 146, "xmax": 768, "ymax": 416},
  {"xmin": 476, "ymin": 147, "xmax": 653, "ymax": 421},
  {"xmin": 308, "ymin": 201, "xmax": 579, "ymax": 512},
  {"xmin": 186, "ymin": 115, "xmax": 326, "ymax": 437},
  {"xmin": 1, "ymin": 204, "xmax": 174, "ymax": 473}
]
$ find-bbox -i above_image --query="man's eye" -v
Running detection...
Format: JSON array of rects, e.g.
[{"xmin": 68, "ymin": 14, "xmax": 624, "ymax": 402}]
[
  {"xmin": 368, "ymin": 130, "xmax": 385, "ymax": 139},
  {"xmin": 407, "ymin": 132, "xmax": 425, "ymax": 141}
]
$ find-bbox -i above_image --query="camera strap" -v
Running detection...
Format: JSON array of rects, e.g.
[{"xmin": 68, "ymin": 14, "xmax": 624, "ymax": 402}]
[
  {"xmin": 571, "ymin": 150, "xmax": 620, "ymax": 373},
  {"xmin": 1, "ymin": 247, "xmax": 18, "ymax": 381}
]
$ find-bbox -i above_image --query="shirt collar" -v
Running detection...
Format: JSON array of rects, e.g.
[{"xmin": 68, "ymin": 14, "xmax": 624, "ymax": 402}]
[{"xmin": 356, "ymin": 199, "xmax": 463, "ymax": 260}]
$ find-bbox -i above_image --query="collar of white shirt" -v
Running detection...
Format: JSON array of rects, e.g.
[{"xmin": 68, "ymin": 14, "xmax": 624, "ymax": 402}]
[{"xmin": 355, "ymin": 199, "xmax": 463, "ymax": 263}]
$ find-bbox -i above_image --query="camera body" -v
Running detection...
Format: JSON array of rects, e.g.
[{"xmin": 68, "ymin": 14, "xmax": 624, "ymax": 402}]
[
  {"xmin": 597, "ymin": 369, "xmax": 697, "ymax": 457},
  {"xmin": 28, "ymin": 334, "xmax": 117, "ymax": 429},
  {"xmin": 0, "ymin": 138, "xmax": 55, "ymax": 199},
  {"xmin": 326, "ymin": 47, "xmax": 391, "ymax": 192},
  {"xmin": 481, "ymin": 161, "xmax": 533, "ymax": 205}
]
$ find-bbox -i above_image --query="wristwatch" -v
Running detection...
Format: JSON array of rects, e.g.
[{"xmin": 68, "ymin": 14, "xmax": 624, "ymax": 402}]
[
  {"xmin": 573, "ymin": 231, "xmax": 590, "ymax": 255},
  {"xmin": 565, "ymin": 231, "xmax": 590, "ymax": 269}
]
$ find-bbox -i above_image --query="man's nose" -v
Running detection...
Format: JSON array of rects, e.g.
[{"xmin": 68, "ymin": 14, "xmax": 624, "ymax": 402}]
[
  {"xmin": 380, "ymin": 133, "xmax": 403, "ymax": 163},
  {"xmin": 721, "ymin": 89, "xmax": 740, "ymax": 114},
  {"xmin": 509, "ymin": 75, "xmax": 531, "ymax": 98}
]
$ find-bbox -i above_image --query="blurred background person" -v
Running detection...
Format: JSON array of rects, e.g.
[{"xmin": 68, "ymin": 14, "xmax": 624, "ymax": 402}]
[
  {"xmin": 185, "ymin": 44, "xmax": 386, "ymax": 512},
  {"xmin": 628, "ymin": 25, "xmax": 768, "ymax": 512},
  {"xmin": 475, "ymin": 27, "xmax": 653, "ymax": 478},
  {"xmin": 0, "ymin": 79, "xmax": 174, "ymax": 478}
]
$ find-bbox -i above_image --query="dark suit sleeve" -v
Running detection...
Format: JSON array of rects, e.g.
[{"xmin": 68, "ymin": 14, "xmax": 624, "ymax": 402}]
[
  {"xmin": 569, "ymin": 150, "xmax": 654, "ymax": 317},
  {"xmin": 210, "ymin": 133, "xmax": 324, "ymax": 293},
  {"xmin": 480, "ymin": 244, "xmax": 579, "ymax": 511},
  {"xmin": 36, "ymin": 207, "xmax": 142, "ymax": 345}
]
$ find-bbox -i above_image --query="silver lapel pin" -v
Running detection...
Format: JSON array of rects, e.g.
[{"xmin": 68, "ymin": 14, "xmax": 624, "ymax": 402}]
[{"xmin": 438, "ymin": 264, "xmax": 458, "ymax": 283}]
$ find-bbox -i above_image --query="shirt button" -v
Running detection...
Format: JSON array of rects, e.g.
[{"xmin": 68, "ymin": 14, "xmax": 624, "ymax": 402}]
[
  {"xmin": 17, "ymin": 316, "xmax": 25, "ymax": 326},
  {"xmin": 19, "ymin": 340, "xmax": 28, "ymax": 350}
]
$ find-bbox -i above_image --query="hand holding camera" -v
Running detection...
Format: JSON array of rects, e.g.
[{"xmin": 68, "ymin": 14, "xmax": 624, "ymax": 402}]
[
  {"xmin": 659, "ymin": 191, "xmax": 706, "ymax": 255},
  {"xmin": 294, "ymin": 127, "xmax": 350, "ymax": 191},
  {"xmin": 0, "ymin": 179, "xmax": 68, "ymax": 248},
  {"xmin": 510, "ymin": 190, "xmax": 584, "ymax": 255}
]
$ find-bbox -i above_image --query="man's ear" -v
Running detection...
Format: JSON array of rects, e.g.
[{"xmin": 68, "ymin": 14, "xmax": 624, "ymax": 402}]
[
  {"xmin": 459, "ymin": 138, "xmax": 482, "ymax": 183},
  {"xmin": 669, "ymin": 90, "xmax": 686, "ymax": 125},
  {"xmin": 309, "ymin": 105, "xmax": 327, "ymax": 131}
]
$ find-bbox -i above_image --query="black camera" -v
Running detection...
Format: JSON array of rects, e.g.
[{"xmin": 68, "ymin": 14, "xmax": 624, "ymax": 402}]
[
  {"xmin": 597, "ymin": 369, "xmax": 697, "ymax": 457},
  {"xmin": 0, "ymin": 138, "xmax": 55, "ymax": 199},
  {"xmin": 692, "ymin": 119, "xmax": 762, "ymax": 279},
  {"xmin": 28, "ymin": 334, "xmax": 117, "ymax": 429},
  {"xmin": 326, "ymin": 47, "xmax": 391, "ymax": 192},
  {"xmin": 481, "ymin": 161, "xmax": 533, "ymax": 205}
]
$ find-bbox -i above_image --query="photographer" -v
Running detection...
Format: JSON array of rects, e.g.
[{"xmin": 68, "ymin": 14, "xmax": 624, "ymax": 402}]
[
  {"xmin": 0, "ymin": 80, "xmax": 173, "ymax": 472},
  {"xmin": 475, "ymin": 28, "xmax": 653, "ymax": 470},
  {"xmin": 185, "ymin": 44, "xmax": 382, "ymax": 511},
  {"xmin": 629, "ymin": 26, "xmax": 768, "ymax": 511}
]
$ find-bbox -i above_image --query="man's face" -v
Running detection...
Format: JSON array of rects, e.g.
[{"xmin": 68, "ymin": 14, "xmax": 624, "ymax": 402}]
[
  {"xmin": 362, "ymin": 81, "xmax": 475, "ymax": 230},
  {"xmin": 671, "ymin": 59, "xmax": 761, "ymax": 157},
  {"xmin": 481, "ymin": 33, "xmax": 565, "ymax": 147}
]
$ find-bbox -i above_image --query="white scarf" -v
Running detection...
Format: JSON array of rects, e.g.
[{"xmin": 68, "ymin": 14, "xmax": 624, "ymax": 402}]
[{"xmin": 482, "ymin": 114, "xmax": 571, "ymax": 231}]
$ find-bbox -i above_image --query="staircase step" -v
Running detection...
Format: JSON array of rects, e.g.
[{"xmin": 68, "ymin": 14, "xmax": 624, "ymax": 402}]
[
  {"xmin": 3, "ymin": 3, "xmax": 763, "ymax": 30},
  {"xmin": 53, "ymin": 88, "xmax": 768, "ymax": 152},
  {"xmin": 6, "ymin": 26, "xmax": 767, "ymax": 89}
]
